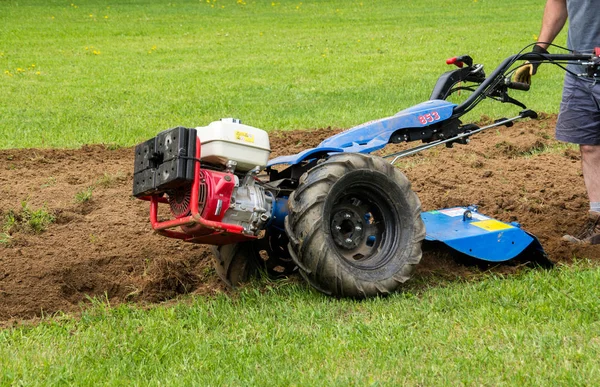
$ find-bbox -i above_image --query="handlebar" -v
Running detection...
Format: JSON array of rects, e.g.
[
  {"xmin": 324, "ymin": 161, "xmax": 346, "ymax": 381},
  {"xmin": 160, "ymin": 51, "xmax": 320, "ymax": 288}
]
[
  {"xmin": 452, "ymin": 52, "xmax": 595, "ymax": 117},
  {"xmin": 505, "ymin": 80, "xmax": 530, "ymax": 91}
]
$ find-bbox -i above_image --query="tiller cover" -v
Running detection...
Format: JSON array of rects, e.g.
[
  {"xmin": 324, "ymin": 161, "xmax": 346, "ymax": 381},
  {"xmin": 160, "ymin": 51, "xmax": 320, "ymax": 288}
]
[{"xmin": 422, "ymin": 206, "xmax": 547, "ymax": 263}]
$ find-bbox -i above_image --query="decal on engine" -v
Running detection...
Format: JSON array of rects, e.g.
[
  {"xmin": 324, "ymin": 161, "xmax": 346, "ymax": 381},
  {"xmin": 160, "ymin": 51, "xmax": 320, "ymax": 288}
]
[{"xmin": 235, "ymin": 131, "xmax": 255, "ymax": 143}]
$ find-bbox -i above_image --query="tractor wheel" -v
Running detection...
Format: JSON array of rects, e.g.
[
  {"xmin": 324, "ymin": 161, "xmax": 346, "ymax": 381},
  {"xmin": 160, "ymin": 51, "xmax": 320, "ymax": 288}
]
[
  {"xmin": 211, "ymin": 231, "xmax": 298, "ymax": 288},
  {"xmin": 211, "ymin": 243, "xmax": 258, "ymax": 288},
  {"xmin": 285, "ymin": 153, "xmax": 425, "ymax": 298}
]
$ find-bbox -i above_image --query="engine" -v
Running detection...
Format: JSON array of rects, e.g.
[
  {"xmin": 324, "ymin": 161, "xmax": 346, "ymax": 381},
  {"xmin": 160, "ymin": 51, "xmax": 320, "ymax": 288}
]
[{"xmin": 132, "ymin": 119, "xmax": 278, "ymax": 244}]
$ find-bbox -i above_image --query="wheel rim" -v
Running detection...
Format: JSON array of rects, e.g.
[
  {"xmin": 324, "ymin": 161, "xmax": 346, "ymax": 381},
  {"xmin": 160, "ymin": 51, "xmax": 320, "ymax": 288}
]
[{"xmin": 329, "ymin": 185, "xmax": 400, "ymax": 269}]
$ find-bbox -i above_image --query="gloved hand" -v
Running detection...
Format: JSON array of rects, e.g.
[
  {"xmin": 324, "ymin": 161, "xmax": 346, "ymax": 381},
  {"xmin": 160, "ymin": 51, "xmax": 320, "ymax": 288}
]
[{"xmin": 512, "ymin": 45, "xmax": 549, "ymax": 85}]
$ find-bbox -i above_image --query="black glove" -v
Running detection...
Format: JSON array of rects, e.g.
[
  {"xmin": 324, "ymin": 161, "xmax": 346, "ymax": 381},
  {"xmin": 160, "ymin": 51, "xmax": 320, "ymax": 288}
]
[{"xmin": 513, "ymin": 45, "xmax": 549, "ymax": 85}]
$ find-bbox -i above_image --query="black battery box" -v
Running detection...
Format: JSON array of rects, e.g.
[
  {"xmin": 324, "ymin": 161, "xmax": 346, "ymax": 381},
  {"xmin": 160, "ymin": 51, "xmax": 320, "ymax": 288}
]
[{"xmin": 132, "ymin": 127, "xmax": 197, "ymax": 197}]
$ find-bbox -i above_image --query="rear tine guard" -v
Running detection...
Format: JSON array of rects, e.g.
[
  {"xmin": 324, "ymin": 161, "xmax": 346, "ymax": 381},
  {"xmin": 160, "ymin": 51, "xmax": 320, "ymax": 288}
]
[{"xmin": 422, "ymin": 206, "xmax": 549, "ymax": 265}]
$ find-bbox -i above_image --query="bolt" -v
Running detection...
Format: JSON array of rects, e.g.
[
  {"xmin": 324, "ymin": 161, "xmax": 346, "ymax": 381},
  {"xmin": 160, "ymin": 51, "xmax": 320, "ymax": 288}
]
[
  {"xmin": 355, "ymin": 225, "xmax": 362, "ymax": 231},
  {"xmin": 344, "ymin": 213, "xmax": 352, "ymax": 219},
  {"xmin": 224, "ymin": 175, "xmax": 231, "ymax": 182},
  {"xmin": 335, "ymin": 225, "xmax": 342, "ymax": 231},
  {"xmin": 345, "ymin": 238, "xmax": 353, "ymax": 244}
]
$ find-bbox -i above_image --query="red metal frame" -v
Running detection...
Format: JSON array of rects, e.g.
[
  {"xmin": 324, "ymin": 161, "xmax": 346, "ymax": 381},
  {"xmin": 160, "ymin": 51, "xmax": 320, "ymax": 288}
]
[{"xmin": 143, "ymin": 137, "xmax": 257, "ymax": 245}]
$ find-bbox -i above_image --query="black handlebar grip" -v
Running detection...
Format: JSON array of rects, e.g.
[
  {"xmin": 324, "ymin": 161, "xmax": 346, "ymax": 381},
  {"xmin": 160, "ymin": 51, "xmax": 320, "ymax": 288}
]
[{"xmin": 506, "ymin": 81, "xmax": 530, "ymax": 91}]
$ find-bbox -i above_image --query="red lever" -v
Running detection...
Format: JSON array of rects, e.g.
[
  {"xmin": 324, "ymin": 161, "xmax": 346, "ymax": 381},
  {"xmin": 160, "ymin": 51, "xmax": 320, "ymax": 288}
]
[
  {"xmin": 595, "ymin": 47, "xmax": 600, "ymax": 56},
  {"xmin": 446, "ymin": 57, "xmax": 464, "ymax": 68}
]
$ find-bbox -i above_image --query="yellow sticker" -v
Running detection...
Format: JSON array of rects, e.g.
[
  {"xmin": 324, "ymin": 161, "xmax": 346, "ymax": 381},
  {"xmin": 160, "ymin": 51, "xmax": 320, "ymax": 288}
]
[
  {"xmin": 471, "ymin": 219, "xmax": 513, "ymax": 232},
  {"xmin": 235, "ymin": 131, "xmax": 255, "ymax": 143}
]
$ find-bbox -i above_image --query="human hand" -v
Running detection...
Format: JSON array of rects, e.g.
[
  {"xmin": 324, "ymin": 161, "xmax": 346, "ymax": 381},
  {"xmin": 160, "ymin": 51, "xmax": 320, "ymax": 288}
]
[
  {"xmin": 513, "ymin": 63, "xmax": 535, "ymax": 85},
  {"xmin": 512, "ymin": 45, "xmax": 549, "ymax": 85}
]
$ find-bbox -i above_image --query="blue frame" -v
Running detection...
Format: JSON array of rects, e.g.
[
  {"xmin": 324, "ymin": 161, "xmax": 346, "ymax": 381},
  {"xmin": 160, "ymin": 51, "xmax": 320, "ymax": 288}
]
[{"xmin": 268, "ymin": 99, "xmax": 456, "ymax": 166}]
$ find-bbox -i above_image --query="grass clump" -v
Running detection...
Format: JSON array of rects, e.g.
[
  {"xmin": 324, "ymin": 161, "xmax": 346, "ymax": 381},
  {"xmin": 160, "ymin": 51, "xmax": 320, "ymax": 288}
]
[
  {"xmin": 95, "ymin": 172, "xmax": 125, "ymax": 189},
  {"xmin": 74, "ymin": 187, "xmax": 94, "ymax": 203},
  {"xmin": 40, "ymin": 176, "xmax": 56, "ymax": 188},
  {"xmin": 2, "ymin": 201, "xmax": 55, "ymax": 236},
  {"xmin": 0, "ymin": 232, "xmax": 11, "ymax": 244}
]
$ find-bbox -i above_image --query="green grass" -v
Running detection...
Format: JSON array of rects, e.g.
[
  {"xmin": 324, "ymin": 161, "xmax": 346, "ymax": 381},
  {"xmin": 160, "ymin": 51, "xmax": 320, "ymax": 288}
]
[
  {"xmin": 2, "ymin": 264, "xmax": 600, "ymax": 385},
  {"xmin": 74, "ymin": 186, "xmax": 94, "ymax": 203},
  {"xmin": 95, "ymin": 171, "xmax": 125, "ymax": 188},
  {"xmin": 2, "ymin": 201, "xmax": 55, "ymax": 235},
  {"xmin": 0, "ymin": 0, "xmax": 565, "ymax": 149}
]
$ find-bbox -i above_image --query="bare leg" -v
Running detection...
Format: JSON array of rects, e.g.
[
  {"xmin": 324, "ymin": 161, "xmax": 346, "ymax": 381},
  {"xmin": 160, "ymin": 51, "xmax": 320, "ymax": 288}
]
[
  {"xmin": 562, "ymin": 145, "xmax": 600, "ymax": 244},
  {"xmin": 581, "ymin": 144, "xmax": 600, "ymax": 203}
]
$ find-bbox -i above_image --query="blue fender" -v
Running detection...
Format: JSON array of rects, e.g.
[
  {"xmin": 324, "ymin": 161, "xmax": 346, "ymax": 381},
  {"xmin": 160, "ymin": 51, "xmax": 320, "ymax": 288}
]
[{"xmin": 268, "ymin": 99, "xmax": 456, "ymax": 167}]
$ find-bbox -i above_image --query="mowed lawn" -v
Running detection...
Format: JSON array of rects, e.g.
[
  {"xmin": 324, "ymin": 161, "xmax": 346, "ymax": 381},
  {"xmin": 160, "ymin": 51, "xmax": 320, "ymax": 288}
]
[
  {"xmin": 1, "ymin": 0, "xmax": 566, "ymax": 149},
  {"xmin": 2, "ymin": 265, "xmax": 600, "ymax": 385},
  {"xmin": 3, "ymin": 0, "xmax": 600, "ymax": 385}
]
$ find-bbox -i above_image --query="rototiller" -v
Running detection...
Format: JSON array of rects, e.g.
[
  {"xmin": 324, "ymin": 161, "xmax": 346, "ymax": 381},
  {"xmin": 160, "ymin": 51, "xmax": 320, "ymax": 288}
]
[{"xmin": 133, "ymin": 47, "xmax": 600, "ymax": 297}]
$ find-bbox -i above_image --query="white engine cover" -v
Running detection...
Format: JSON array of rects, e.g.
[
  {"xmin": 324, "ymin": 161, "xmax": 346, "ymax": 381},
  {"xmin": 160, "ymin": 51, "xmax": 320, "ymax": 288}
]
[{"xmin": 195, "ymin": 118, "xmax": 271, "ymax": 172}]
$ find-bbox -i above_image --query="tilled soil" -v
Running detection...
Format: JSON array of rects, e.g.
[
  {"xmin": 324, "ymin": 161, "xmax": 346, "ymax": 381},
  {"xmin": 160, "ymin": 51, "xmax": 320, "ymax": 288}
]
[{"xmin": 1, "ymin": 115, "xmax": 599, "ymax": 323}]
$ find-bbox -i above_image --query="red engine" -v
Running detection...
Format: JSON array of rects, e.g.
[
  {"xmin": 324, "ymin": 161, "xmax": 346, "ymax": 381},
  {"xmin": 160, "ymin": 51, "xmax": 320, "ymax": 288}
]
[{"xmin": 133, "ymin": 127, "xmax": 273, "ymax": 245}]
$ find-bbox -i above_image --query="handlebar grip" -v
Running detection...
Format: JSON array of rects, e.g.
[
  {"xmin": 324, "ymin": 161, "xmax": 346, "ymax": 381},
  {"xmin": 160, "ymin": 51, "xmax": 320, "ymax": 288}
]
[
  {"xmin": 446, "ymin": 57, "xmax": 464, "ymax": 68},
  {"xmin": 506, "ymin": 81, "xmax": 530, "ymax": 91}
]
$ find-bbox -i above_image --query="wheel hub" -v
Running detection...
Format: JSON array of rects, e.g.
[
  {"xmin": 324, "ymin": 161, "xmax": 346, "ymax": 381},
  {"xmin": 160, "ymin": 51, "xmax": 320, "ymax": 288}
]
[{"xmin": 331, "ymin": 208, "xmax": 365, "ymax": 249}]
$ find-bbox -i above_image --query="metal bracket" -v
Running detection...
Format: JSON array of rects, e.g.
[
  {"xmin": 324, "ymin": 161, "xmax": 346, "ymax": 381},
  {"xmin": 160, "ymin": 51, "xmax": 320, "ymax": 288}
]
[{"xmin": 385, "ymin": 110, "xmax": 537, "ymax": 164}]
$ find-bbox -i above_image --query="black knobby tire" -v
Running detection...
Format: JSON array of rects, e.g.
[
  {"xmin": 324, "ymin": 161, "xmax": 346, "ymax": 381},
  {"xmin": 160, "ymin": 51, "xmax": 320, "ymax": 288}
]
[
  {"xmin": 212, "ymin": 243, "xmax": 258, "ymax": 288},
  {"xmin": 211, "ymin": 231, "xmax": 298, "ymax": 288},
  {"xmin": 285, "ymin": 153, "xmax": 425, "ymax": 298}
]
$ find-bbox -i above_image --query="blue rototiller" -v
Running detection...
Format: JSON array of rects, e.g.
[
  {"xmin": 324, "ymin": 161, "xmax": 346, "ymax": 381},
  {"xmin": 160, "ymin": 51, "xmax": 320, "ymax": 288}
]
[{"xmin": 132, "ymin": 48, "xmax": 600, "ymax": 297}]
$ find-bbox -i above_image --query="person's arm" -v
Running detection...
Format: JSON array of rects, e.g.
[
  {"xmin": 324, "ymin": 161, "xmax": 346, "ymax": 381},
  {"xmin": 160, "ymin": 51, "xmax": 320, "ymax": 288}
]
[
  {"xmin": 536, "ymin": 0, "xmax": 568, "ymax": 49},
  {"xmin": 513, "ymin": 0, "xmax": 568, "ymax": 83}
]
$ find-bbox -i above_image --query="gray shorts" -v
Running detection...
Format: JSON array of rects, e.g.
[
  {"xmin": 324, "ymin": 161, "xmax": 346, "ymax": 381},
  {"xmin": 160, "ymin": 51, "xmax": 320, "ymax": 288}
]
[{"xmin": 555, "ymin": 73, "xmax": 600, "ymax": 145}]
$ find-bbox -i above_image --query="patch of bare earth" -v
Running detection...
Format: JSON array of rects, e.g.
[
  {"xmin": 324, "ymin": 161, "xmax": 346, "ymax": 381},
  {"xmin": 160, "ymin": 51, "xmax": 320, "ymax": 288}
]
[{"xmin": 1, "ymin": 115, "xmax": 598, "ymax": 323}]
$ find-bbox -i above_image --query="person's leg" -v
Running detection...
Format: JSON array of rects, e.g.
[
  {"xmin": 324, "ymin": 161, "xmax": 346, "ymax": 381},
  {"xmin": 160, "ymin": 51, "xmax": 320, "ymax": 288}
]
[
  {"xmin": 581, "ymin": 144, "xmax": 600, "ymax": 204},
  {"xmin": 556, "ymin": 74, "xmax": 600, "ymax": 244}
]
